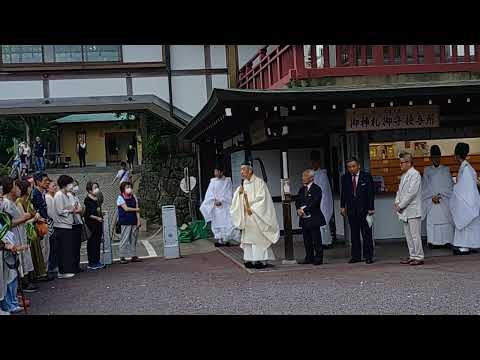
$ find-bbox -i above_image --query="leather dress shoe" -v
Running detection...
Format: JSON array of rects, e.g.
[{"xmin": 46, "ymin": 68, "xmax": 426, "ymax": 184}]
[
  {"xmin": 313, "ymin": 259, "xmax": 323, "ymax": 266},
  {"xmin": 348, "ymin": 258, "xmax": 362, "ymax": 264},
  {"xmin": 410, "ymin": 259, "xmax": 424, "ymax": 266},
  {"xmin": 365, "ymin": 259, "xmax": 374, "ymax": 264},
  {"xmin": 400, "ymin": 258, "xmax": 413, "ymax": 264},
  {"xmin": 298, "ymin": 259, "xmax": 313, "ymax": 265},
  {"xmin": 244, "ymin": 261, "xmax": 254, "ymax": 269},
  {"xmin": 453, "ymin": 248, "xmax": 471, "ymax": 256}
]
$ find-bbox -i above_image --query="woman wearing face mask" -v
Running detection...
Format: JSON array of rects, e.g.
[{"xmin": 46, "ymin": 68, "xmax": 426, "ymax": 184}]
[
  {"xmin": 3, "ymin": 179, "xmax": 38, "ymax": 294},
  {"xmin": 16, "ymin": 180, "xmax": 47, "ymax": 283},
  {"xmin": 54, "ymin": 175, "xmax": 81, "ymax": 279},
  {"xmin": 69, "ymin": 180, "xmax": 84, "ymax": 273},
  {"xmin": 84, "ymin": 181, "xmax": 105, "ymax": 270},
  {"xmin": 117, "ymin": 181, "xmax": 141, "ymax": 264},
  {"xmin": 45, "ymin": 181, "xmax": 59, "ymax": 277}
]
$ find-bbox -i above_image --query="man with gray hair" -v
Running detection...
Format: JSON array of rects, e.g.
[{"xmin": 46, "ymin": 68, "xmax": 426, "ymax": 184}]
[
  {"xmin": 295, "ymin": 169, "xmax": 326, "ymax": 265},
  {"xmin": 396, "ymin": 151, "xmax": 424, "ymax": 265}
]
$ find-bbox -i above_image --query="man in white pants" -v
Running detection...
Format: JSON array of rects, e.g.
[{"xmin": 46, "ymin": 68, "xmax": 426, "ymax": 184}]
[
  {"xmin": 200, "ymin": 161, "xmax": 238, "ymax": 247},
  {"xmin": 395, "ymin": 152, "xmax": 424, "ymax": 266},
  {"xmin": 449, "ymin": 142, "xmax": 480, "ymax": 255},
  {"xmin": 310, "ymin": 150, "xmax": 334, "ymax": 248},
  {"xmin": 421, "ymin": 145, "xmax": 455, "ymax": 248}
]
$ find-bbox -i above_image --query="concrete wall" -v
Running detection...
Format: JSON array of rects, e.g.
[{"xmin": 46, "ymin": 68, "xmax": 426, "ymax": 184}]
[
  {"xmin": 170, "ymin": 45, "xmax": 205, "ymax": 70},
  {"xmin": 132, "ymin": 76, "xmax": 170, "ymax": 101},
  {"xmin": 50, "ymin": 78, "xmax": 127, "ymax": 98},
  {"xmin": 0, "ymin": 81, "xmax": 44, "ymax": 100},
  {"xmin": 171, "ymin": 76, "xmax": 207, "ymax": 116}
]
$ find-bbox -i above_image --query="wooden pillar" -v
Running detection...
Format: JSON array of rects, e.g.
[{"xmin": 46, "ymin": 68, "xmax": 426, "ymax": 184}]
[
  {"xmin": 279, "ymin": 119, "xmax": 294, "ymax": 262},
  {"xmin": 226, "ymin": 45, "xmax": 239, "ymax": 88},
  {"xmin": 424, "ymin": 45, "xmax": 435, "ymax": 64},
  {"xmin": 323, "ymin": 44, "xmax": 330, "ymax": 68},
  {"xmin": 372, "ymin": 45, "xmax": 384, "ymax": 66},
  {"xmin": 310, "ymin": 45, "xmax": 317, "ymax": 69}
]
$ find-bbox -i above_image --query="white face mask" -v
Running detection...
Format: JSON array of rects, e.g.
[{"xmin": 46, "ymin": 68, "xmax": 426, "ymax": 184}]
[
  {"xmin": 73, "ymin": 185, "xmax": 80, "ymax": 193},
  {"xmin": 93, "ymin": 188, "xmax": 100, "ymax": 195},
  {"xmin": 125, "ymin": 188, "xmax": 133, "ymax": 195},
  {"xmin": 66, "ymin": 183, "xmax": 74, "ymax": 192}
]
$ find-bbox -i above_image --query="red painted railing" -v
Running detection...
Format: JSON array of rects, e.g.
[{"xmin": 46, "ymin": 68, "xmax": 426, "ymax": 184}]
[{"xmin": 237, "ymin": 45, "xmax": 480, "ymax": 89}]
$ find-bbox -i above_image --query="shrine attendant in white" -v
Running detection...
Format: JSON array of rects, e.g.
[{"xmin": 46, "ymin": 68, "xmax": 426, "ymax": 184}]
[
  {"xmin": 421, "ymin": 145, "xmax": 455, "ymax": 247},
  {"xmin": 311, "ymin": 150, "xmax": 334, "ymax": 246},
  {"xmin": 200, "ymin": 162, "xmax": 238, "ymax": 247},
  {"xmin": 449, "ymin": 142, "xmax": 480, "ymax": 255}
]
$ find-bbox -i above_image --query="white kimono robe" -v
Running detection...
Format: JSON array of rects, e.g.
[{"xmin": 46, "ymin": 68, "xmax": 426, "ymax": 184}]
[
  {"xmin": 421, "ymin": 165, "xmax": 455, "ymax": 245},
  {"xmin": 450, "ymin": 160, "xmax": 480, "ymax": 249},
  {"xmin": 314, "ymin": 169, "xmax": 333, "ymax": 245},
  {"xmin": 230, "ymin": 174, "xmax": 280, "ymax": 262},
  {"xmin": 200, "ymin": 176, "xmax": 238, "ymax": 242}
]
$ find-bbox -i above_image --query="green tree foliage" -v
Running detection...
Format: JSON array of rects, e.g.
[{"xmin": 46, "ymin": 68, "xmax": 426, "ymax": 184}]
[{"xmin": 0, "ymin": 114, "xmax": 60, "ymax": 164}]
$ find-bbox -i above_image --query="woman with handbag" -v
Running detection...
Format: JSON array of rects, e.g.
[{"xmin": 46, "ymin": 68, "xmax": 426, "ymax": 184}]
[
  {"xmin": 1, "ymin": 177, "xmax": 38, "ymax": 293},
  {"xmin": 45, "ymin": 181, "xmax": 58, "ymax": 276},
  {"xmin": 84, "ymin": 181, "xmax": 105, "ymax": 270},
  {"xmin": 54, "ymin": 175, "xmax": 81, "ymax": 279},
  {"xmin": 15, "ymin": 179, "xmax": 47, "ymax": 281},
  {"xmin": 117, "ymin": 181, "xmax": 141, "ymax": 264}
]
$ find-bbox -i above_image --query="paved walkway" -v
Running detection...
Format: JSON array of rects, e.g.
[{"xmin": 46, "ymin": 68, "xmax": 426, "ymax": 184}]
[{"xmin": 23, "ymin": 249, "xmax": 480, "ymax": 314}]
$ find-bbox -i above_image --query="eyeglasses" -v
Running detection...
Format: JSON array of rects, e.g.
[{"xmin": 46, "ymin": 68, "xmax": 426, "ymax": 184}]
[{"xmin": 400, "ymin": 160, "xmax": 410, "ymax": 164}]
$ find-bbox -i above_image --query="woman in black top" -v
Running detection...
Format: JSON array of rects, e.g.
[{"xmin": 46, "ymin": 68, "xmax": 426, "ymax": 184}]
[{"xmin": 84, "ymin": 181, "xmax": 105, "ymax": 270}]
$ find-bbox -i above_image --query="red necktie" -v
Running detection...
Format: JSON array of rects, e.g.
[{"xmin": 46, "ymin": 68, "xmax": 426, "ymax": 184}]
[{"xmin": 352, "ymin": 174, "xmax": 357, "ymax": 195}]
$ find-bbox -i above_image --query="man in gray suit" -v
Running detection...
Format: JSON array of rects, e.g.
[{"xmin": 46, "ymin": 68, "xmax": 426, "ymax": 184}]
[{"xmin": 395, "ymin": 152, "xmax": 424, "ymax": 266}]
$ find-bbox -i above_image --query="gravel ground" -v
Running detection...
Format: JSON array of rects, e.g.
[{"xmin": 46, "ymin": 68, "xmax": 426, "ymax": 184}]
[{"xmin": 23, "ymin": 250, "xmax": 480, "ymax": 315}]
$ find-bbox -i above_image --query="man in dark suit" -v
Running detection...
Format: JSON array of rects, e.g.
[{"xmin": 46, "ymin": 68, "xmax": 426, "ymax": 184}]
[
  {"xmin": 295, "ymin": 169, "xmax": 326, "ymax": 265},
  {"xmin": 340, "ymin": 157, "xmax": 375, "ymax": 264}
]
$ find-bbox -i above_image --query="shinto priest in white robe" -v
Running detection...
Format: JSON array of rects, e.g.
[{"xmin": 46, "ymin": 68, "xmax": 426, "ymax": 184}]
[
  {"xmin": 449, "ymin": 160, "xmax": 480, "ymax": 249},
  {"xmin": 230, "ymin": 174, "xmax": 280, "ymax": 262},
  {"xmin": 421, "ymin": 164, "xmax": 454, "ymax": 245},
  {"xmin": 314, "ymin": 168, "xmax": 333, "ymax": 245},
  {"xmin": 200, "ymin": 176, "xmax": 239, "ymax": 242}
]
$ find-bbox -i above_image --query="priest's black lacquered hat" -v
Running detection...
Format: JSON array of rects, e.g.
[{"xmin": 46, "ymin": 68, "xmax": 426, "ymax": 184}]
[
  {"xmin": 430, "ymin": 145, "xmax": 441, "ymax": 157},
  {"xmin": 214, "ymin": 159, "xmax": 224, "ymax": 172},
  {"xmin": 310, "ymin": 150, "xmax": 321, "ymax": 161},
  {"xmin": 240, "ymin": 160, "xmax": 252, "ymax": 167}
]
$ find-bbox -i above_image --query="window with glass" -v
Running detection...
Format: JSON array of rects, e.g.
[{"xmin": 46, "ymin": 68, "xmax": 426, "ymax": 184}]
[
  {"xmin": 2, "ymin": 45, "xmax": 43, "ymax": 63},
  {"xmin": 303, "ymin": 45, "xmax": 312, "ymax": 69},
  {"xmin": 84, "ymin": 45, "xmax": 121, "ymax": 62},
  {"xmin": 1, "ymin": 45, "xmax": 122, "ymax": 64}
]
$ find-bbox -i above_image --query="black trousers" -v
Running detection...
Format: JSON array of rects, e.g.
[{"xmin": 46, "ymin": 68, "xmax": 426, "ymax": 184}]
[
  {"xmin": 78, "ymin": 152, "xmax": 86, "ymax": 167},
  {"xmin": 72, "ymin": 224, "xmax": 82, "ymax": 271},
  {"xmin": 348, "ymin": 214, "xmax": 374, "ymax": 261},
  {"xmin": 54, "ymin": 227, "xmax": 76, "ymax": 274},
  {"xmin": 302, "ymin": 227, "xmax": 323, "ymax": 262},
  {"xmin": 87, "ymin": 221, "xmax": 103, "ymax": 265},
  {"xmin": 48, "ymin": 230, "xmax": 58, "ymax": 273}
]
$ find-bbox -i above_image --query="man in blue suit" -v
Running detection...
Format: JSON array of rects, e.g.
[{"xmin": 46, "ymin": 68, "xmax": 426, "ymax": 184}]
[{"xmin": 340, "ymin": 157, "xmax": 375, "ymax": 264}]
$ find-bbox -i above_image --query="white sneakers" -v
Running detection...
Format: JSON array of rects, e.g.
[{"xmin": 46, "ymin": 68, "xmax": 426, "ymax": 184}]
[
  {"xmin": 0, "ymin": 309, "xmax": 11, "ymax": 316},
  {"xmin": 57, "ymin": 273, "xmax": 76, "ymax": 279}
]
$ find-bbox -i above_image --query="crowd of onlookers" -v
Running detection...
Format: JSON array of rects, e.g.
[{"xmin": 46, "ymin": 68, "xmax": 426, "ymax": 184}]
[{"xmin": 0, "ymin": 163, "xmax": 142, "ymax": 315}]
